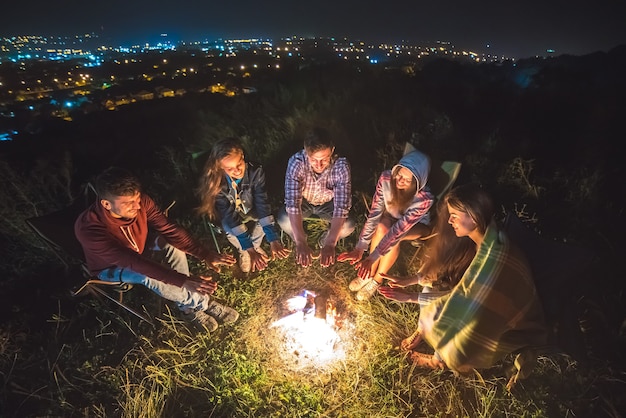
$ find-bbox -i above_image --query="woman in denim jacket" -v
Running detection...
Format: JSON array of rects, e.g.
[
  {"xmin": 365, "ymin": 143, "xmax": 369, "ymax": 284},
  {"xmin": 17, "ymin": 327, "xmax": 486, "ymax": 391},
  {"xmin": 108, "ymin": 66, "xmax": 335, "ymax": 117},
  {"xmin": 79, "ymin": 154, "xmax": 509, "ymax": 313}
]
[{"xmin": 197, "ymin": 137, "xmax": 290, "ymax": 272}]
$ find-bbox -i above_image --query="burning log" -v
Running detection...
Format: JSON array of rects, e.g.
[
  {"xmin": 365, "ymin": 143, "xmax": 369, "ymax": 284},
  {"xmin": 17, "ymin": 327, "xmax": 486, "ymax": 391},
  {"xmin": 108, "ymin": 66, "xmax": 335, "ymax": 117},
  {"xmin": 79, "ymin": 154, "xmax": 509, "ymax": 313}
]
[
  {"xmin": 314, "ymin": 294, "xmax": 327, "ymax": 319},
  {"xmin": 270, "ymin": 288, "xmax": 349, "ymax": 369}
]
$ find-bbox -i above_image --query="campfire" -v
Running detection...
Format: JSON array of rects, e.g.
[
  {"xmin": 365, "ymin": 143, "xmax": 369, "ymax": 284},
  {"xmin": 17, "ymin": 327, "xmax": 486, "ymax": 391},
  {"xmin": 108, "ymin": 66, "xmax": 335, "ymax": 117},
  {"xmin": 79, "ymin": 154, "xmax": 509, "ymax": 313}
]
[{"xmin": 270, "ymin": 289, "xmax": 352, "ymax": 370}]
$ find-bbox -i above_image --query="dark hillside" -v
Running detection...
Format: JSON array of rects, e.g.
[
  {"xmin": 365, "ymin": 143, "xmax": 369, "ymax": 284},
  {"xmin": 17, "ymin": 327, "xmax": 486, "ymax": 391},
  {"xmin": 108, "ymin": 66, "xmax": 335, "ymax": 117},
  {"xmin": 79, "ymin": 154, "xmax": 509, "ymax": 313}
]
[
  {"xmin": 1, "ymin": 47, "xmax": 624, "ymax": 262},
  {"xmin": 1, "ymin": 47, "xmax": 625, "ymax": 416},
  {"xmin": 2, "ymin": 46, "xmax": 624, "ymax": 268}
]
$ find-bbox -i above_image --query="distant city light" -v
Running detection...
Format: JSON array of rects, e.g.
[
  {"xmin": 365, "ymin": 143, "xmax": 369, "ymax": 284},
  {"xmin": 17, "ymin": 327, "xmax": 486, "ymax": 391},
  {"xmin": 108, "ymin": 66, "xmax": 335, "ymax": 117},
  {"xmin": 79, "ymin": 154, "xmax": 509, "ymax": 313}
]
[
  {"xmin": 0, "ymin": 130, "xmax": 18, "ymax": 141},
  {"xmin": 0, "ymin": 33, "xmax": 516, "ymax": 126}
]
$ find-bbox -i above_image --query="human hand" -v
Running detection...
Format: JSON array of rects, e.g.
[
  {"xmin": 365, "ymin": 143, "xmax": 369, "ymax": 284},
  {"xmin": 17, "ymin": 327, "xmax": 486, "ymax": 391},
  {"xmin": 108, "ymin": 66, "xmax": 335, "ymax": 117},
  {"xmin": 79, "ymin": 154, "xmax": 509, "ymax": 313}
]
[
  {"xmin": 269, "ymin": 240, "xmax": 291, "ymax": 260},
  {"xmin": 294, "ymin": 242, "xmax": 314, "ymax": 267},
  {"xmin": 319, "ymin": 244, "xmax": 336, "ymax": 267},
  {"xmin": 182, "ymin": 275, "xmax": 217, "ymax": 295},
  {"xmin": 354, "ymin": 255, "xmax": 375, "ymax": 279},
  {"xmin": 206, "ymin": 251, "xmax": 236, "ymax": 273},
  {"xmin": 337, "ymin": 248, "xmax": 364, "ymax": 264},
  {"xmin": 379, "ymin": 272, "xmax": 420, "ymax": 288},
  {"xmin": 377, "ymin": 285, "xmax": 419, "ymax": 303},
  {"xmin": 417, "ymin": 274, "xmax": 437, "ymax": 288},
  {"xmin": 248, "ymin": 248, "xmax": 269, "ymax": 272}
]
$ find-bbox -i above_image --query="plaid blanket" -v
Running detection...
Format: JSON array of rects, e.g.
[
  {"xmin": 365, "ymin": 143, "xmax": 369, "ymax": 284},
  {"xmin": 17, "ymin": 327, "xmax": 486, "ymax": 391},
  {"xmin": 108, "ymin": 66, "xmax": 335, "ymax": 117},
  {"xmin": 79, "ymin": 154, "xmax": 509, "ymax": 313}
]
[{"xmin": 418, "ymin": 221, "xmax": 548, "ymax": 373}]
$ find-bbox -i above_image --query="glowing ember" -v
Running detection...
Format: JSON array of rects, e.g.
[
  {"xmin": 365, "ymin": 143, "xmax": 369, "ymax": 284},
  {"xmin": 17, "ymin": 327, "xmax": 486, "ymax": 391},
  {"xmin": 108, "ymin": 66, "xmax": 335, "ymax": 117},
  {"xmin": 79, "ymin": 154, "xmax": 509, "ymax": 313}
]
[{"xmin": 270, "ymin": 290, "xmax": 347, "ymax": 368}]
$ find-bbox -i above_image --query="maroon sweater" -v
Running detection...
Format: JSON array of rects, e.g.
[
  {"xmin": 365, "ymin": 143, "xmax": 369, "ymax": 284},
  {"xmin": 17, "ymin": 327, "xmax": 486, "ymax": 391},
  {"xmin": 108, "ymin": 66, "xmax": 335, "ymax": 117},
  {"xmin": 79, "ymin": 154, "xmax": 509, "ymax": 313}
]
[{"xmin": 75, "ymin": 194, "xmax": 213, "ymax": 287}]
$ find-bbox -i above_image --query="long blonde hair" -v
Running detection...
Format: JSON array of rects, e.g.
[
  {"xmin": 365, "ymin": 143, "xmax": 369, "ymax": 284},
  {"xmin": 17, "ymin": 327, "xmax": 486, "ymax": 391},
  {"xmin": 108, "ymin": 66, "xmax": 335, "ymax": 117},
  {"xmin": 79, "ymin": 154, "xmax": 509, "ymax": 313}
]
[{"xmin": 197, "ymin": 137, "xmax": 245, "ymax": 220}]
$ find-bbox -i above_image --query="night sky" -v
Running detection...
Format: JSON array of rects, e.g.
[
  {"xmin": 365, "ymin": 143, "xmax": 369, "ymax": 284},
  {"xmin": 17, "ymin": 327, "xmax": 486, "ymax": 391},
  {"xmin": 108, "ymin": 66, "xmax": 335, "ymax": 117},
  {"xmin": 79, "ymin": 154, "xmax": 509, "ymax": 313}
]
[{"xmin": 2, "ymin": 0, "xmax": 626, "ymax": 59}]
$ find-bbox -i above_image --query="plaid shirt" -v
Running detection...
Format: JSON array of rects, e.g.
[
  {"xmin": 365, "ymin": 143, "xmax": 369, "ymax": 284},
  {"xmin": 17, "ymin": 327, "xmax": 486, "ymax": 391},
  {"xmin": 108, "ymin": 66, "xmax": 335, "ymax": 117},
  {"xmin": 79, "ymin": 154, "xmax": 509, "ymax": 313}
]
[{"xmin": 284, "ymin": 150, "xmax": 351, "ymax": 218}]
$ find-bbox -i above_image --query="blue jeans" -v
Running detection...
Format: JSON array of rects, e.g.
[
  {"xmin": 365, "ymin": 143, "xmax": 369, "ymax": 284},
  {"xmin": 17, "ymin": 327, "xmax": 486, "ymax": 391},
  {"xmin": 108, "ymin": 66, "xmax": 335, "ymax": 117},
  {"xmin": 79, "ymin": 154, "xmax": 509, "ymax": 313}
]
[
  {"xmin": 97, "ymin": 240, "xmax": 210, "ymax": 313},
  {"xmin": 221, "ymin": 215, "xmax": 266, "ymax": 252},
  {"xmin": 276, "ymin": 199, "xmax": 355, "ymax": 241}
]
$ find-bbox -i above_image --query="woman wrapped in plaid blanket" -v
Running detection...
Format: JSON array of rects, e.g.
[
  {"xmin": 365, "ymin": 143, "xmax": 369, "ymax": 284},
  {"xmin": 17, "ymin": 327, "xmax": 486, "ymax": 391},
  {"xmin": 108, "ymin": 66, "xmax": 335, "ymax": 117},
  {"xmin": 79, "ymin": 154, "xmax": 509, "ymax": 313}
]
[{"xmin": 387, "ymin": 184, "xmax": 548, "ymax": 383}]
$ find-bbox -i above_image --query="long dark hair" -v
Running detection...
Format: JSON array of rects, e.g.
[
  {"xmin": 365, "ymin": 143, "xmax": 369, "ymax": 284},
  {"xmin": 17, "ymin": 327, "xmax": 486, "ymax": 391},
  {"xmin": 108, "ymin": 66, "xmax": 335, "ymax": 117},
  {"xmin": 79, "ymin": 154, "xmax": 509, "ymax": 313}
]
[
  {"xmin": 196, "ymin": 137, "xmax": 245, "ymax": 220},
  {"xmin": 445, "ymin": 183, "xmax": 494, "ymax": 236},
  {"xmin": 419, "ymin": 184, "xmax": 494, "ymax": 287}
]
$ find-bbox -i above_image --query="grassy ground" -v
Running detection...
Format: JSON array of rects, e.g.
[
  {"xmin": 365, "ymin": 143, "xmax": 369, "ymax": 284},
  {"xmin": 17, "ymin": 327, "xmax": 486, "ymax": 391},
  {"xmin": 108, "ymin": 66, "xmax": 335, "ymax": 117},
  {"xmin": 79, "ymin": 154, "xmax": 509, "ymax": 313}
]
[{"xmin": 1, "ymin": 233, "xmax": 624, "ymax": 417}]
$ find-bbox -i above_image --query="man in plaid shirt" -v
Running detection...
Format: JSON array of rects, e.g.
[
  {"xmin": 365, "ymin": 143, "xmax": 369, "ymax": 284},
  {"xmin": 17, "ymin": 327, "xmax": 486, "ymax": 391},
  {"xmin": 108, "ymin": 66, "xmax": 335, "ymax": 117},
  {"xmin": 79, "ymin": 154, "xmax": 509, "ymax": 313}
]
[{"xmin": 277, "ymin": 127, "xmax": 355, "ymax": 268}]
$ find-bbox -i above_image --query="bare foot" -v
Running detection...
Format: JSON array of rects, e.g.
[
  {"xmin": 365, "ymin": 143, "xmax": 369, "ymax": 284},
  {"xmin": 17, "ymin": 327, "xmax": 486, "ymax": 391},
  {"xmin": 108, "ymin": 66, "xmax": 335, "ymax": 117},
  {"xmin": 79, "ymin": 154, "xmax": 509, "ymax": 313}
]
[
  {"xmin": 400, "ymin": 328, "xmax": 422, "ymax": 351},
  {"xmin": 410, "ymin": 351, "xmax": 445, "ymax": 370}
]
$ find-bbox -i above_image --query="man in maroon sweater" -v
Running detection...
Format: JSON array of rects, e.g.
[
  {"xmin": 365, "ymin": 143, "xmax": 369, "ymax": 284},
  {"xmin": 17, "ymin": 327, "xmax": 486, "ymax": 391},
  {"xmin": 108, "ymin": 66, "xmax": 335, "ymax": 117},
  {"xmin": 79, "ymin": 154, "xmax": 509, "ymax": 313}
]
[{"xmin": 75, "ymin": 167, "xmax": 237, "ymax": 331}]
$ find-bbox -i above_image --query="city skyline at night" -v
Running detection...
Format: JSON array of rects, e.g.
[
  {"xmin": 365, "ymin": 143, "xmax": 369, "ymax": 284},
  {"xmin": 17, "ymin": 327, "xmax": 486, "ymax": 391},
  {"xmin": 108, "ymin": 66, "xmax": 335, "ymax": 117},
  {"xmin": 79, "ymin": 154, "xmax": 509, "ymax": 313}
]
[{"xmin": 2, "ymin": 0, "xmax": 625, "ymax": 59}]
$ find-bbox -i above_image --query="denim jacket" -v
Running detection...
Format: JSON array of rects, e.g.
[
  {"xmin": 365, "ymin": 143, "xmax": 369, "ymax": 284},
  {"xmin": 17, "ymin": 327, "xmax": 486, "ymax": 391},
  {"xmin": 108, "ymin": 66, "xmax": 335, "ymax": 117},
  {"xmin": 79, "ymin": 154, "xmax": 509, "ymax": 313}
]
[{"xmin": 215, "ymin": 161, "xmax": 279, "ymax": 249}]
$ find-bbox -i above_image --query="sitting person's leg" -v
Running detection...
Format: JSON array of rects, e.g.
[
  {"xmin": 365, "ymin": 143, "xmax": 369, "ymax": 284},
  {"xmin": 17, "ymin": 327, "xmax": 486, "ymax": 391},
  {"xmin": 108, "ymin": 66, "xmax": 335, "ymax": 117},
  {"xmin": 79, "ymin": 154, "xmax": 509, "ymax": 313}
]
[
  {"xmin": 248, "ymin": 221, "xmax": 266, "ymax": 250},
  {"xmin": 221, "ymin": 221, "xmax": 243, "ymax": 250},
  {"xmin": 276, "ymin": 201, "xmax": 316, "ymax": 241},
  {"xmin": 355, "ymin": 218, "xmax": 431, "ymax": 301},
  {"xmin": 310, "ymin": 200, "xmax": 356, "ymax": 240},
  {"xmin": 401, "ymin": 328, "xmax": 423, "ymax": 351},
  {"xmin": 276, "ymin": 207, "xmax": 292, "ymax": 239},
  {"xmin": 150, "ymin": 241, "xmax": 211, "ymax": 311},
  {"xmin": 403, "ymin": 222, "xmax": 431, "ymax": 242},
  {"xmin": 352, "ymin": 219, "xmax": 390, "ymax": 300},
  {"xmin": 149, "ymin": 236, "xmax": 190, "ymax": 276},
  {"xmin": 221, "ymin": 217, "xmax": 266, "ymax": 272},
  {"xmin": 410, "ymin": 351, "xmax": 446, "ymax": 370},
  {"xmin": 161, "ymin": 242, "xmax": 190, "ymax": 276},
  {"xmin": 368, "ymin": 216, "xmax": 392, "ymax": 282},
  {"xmin": 374, "ymin": 220, "xmax": 431, "ymax": 282},
  {"xmin": 97, "ymin": 266, "xmax": 238, "ymax": 328},
  {"xmin": 221, "ymin": 223, "xmax": 248, "ymax": 271},
  {"xmin": 338, "ymin": 215, "xmax": 356, "ymax": 240},
  {"xmin": 98, "ymin": 266, "xmax": 210, "ymax": 313}
]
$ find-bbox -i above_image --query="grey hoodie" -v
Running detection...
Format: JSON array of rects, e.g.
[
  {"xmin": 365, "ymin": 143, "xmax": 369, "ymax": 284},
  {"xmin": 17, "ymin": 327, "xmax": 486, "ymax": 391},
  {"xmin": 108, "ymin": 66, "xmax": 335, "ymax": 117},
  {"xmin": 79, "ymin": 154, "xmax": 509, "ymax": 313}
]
[{"xmin": 356, "ymin": 149, "xmax": 435, "ymax": 260}]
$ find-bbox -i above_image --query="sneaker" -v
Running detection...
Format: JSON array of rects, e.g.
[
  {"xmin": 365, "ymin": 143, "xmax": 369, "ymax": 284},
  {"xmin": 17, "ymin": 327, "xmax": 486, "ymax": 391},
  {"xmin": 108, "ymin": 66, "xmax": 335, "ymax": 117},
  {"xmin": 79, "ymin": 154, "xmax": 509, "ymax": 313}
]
[
  {"xmin": 184, "ymin": 310, "xmax": 219, "ymax": 331},
  {"xmin": 206, "ymin": 299, "xmax": 240, "ymax": 324},
  {"xmin": 349, "ymin": 275, "xmax": 370, "ymax": 292},
  {"xmin": 239, "ymin": 250, "xmax": 251, "ymax": 273},
  {"xmin": 356, "ymin": 279, "xmax": 381, "ymax": 301}
]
